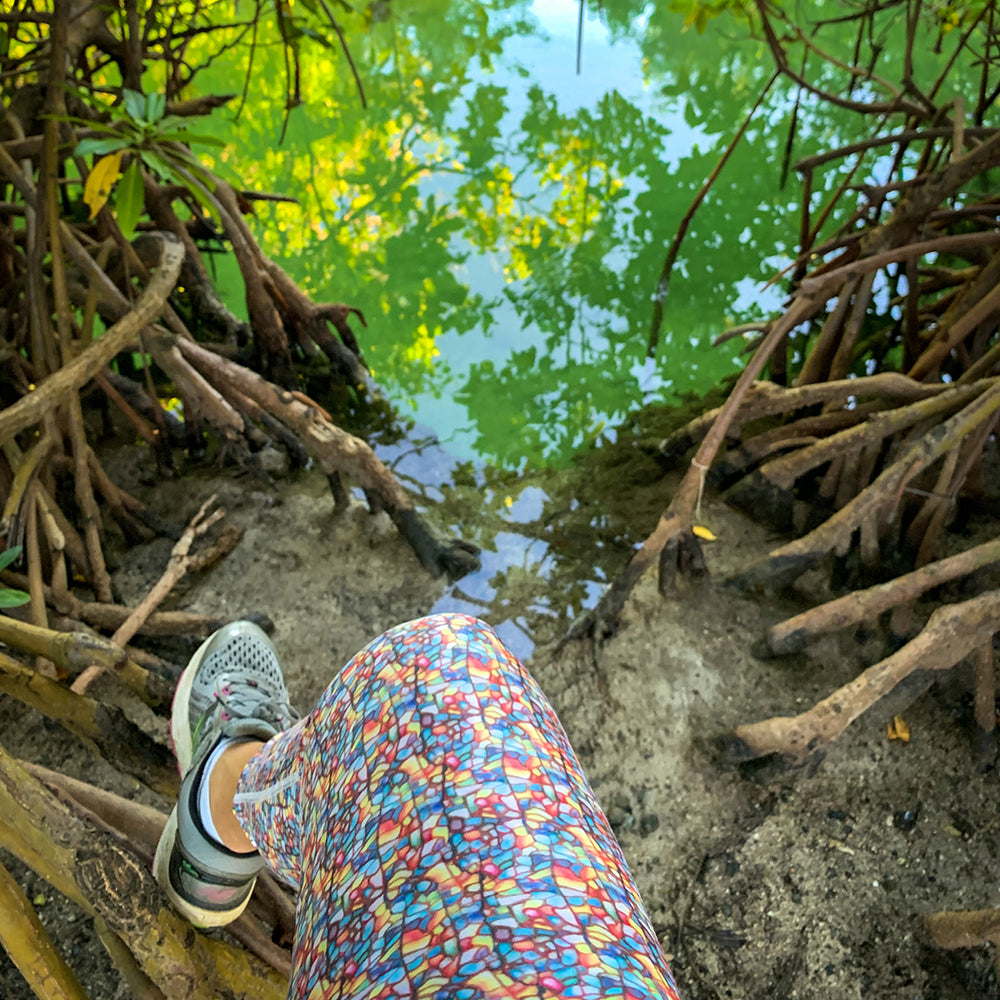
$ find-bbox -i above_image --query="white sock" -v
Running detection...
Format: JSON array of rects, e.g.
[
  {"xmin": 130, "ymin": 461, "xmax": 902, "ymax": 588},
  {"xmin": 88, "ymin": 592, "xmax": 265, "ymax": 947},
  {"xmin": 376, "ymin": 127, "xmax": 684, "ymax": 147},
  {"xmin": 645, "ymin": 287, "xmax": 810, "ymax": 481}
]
[{"xmin": 197, "ymin": 738, "xmax": 239, "ymax": 848}]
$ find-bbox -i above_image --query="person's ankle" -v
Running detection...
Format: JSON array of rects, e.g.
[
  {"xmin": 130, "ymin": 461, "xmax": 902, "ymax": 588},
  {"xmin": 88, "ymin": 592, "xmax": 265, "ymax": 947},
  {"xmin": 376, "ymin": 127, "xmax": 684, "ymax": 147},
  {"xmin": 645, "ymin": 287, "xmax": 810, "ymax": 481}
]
[{"xmin": 205, "ymin": 740, "xmax": 264, "ymax": 853}]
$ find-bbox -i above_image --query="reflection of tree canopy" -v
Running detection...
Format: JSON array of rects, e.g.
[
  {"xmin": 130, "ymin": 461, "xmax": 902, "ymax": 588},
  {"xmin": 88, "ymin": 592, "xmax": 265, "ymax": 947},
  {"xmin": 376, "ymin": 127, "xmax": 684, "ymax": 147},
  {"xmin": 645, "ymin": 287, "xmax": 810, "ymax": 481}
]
[{"xmin": 193, "ymin": 0, "xmax": 995, "ymax": 467}]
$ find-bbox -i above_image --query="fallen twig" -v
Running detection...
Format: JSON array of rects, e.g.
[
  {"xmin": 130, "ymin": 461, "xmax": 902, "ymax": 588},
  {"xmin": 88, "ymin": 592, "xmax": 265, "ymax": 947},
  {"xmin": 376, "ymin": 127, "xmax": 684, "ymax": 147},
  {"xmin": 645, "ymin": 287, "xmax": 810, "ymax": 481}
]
[
  {"xmin": 72, "ymin": 497, "xmax": 225, "ymax": 695},
  {"xmin": 175, "ymin": 336, "xmax": 481, "ymax": 581}
]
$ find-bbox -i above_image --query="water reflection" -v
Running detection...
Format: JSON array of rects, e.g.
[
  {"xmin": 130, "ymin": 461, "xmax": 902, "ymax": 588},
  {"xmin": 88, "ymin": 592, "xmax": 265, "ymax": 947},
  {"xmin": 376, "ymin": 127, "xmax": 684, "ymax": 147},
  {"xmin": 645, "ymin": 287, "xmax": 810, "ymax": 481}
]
[
  {"xmin": 196, "ymin": 0, "xmax": 789, "ymax": 471},
  {"xmin": 193, "ymin": 1, "xmax": 980, "ymax": 647}
]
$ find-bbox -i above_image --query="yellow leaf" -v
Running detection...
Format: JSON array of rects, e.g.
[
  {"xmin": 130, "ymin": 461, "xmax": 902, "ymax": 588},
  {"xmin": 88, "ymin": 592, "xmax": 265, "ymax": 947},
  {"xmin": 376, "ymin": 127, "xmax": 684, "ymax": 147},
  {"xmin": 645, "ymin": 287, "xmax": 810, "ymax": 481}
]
[
  {"xmin": 84, "ymin": 152, "xmax": 123, "ymax": 220},
  {"xmin": 886, "ymin": 715, "xmax": 910, "ymax": 742},
  {"xmin": 693, "ymin": 524, "xmax": 717, "ymax": 541}
]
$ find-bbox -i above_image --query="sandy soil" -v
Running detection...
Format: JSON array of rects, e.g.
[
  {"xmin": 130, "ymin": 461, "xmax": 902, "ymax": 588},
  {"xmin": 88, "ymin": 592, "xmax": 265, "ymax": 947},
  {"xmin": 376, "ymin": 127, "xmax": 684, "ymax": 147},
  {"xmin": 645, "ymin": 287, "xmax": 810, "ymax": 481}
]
[{"xmin": 2, "ymin": 449, "xmax": 999, "ymax": 1000}]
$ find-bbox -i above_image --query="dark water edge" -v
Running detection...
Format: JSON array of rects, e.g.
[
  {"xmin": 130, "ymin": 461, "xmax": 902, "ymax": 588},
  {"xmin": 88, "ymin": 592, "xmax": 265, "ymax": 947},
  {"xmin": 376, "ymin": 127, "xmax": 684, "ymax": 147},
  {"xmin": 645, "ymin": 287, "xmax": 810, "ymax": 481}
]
[{"xmin": 316, "ymin": 374, "xmax": 738, "ymax": 660}]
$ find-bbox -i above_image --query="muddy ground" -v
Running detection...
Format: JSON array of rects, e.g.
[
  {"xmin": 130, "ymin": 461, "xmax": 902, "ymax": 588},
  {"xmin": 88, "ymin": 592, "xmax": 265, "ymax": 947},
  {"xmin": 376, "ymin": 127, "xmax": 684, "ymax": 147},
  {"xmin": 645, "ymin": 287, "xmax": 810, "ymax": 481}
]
[{"xmin": 2, "ymin": 442, "xmax": 999, "ymax": 1000}]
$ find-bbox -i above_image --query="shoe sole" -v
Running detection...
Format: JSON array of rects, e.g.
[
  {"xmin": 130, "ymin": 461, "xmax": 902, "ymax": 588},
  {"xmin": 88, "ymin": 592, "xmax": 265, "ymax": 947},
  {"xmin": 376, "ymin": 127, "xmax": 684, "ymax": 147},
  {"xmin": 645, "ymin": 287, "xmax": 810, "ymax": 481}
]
[{"xmin": 154, "ymin": 626, "xmax": 262, "ymax": 928}]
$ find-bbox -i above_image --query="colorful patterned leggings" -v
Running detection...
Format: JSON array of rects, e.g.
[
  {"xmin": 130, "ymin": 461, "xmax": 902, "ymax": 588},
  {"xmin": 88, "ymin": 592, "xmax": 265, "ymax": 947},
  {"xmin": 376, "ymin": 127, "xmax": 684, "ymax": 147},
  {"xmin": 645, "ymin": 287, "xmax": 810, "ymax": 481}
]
[{"xmin": 233, "ymin": 613, "xmax": 681, "ymax": 1000}]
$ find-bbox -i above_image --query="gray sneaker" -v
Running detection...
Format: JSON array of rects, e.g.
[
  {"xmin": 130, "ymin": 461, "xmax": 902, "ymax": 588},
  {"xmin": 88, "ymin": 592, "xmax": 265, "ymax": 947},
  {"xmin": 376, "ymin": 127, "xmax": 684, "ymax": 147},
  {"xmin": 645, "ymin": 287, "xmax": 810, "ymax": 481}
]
[{"xmin": 153, "ymin": 621, "xmax": 298, "ymax": 927}]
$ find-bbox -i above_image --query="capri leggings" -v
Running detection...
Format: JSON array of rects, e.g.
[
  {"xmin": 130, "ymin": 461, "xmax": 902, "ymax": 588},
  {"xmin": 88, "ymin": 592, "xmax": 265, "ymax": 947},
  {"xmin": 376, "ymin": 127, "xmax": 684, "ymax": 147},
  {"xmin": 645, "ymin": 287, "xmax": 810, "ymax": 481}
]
[{"xmin": 233, "ymin": 612, "xmax": 681, "ymax": 1000}]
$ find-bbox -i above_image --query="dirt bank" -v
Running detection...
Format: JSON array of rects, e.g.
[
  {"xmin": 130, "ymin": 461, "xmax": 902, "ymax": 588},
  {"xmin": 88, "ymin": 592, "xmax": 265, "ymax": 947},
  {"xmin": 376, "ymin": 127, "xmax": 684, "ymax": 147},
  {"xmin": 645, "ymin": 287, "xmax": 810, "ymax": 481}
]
[{"xmin": 2, "ymin": 456, "xmax": 998, "ymax": 999}]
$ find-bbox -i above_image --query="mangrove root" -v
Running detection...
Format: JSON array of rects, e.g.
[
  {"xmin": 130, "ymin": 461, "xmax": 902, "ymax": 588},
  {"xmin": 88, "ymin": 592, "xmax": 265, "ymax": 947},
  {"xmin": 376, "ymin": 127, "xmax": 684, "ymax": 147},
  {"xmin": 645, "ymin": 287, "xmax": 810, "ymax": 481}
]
[{"xmin": 731, "ymin": 589, "xmax": 1000, "ymax": 761}]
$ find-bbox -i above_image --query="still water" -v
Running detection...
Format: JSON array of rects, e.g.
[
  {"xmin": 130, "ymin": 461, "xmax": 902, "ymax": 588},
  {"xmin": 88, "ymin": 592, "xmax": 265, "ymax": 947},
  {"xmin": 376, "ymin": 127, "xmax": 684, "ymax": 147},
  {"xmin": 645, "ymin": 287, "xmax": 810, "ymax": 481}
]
[
  {"xmin": 198, "ymin": 2, "xmax": 793, "ymax": 465},
  {"xmin": 194, "ymin": 1, "xmax": 962, "ymax": 653}
]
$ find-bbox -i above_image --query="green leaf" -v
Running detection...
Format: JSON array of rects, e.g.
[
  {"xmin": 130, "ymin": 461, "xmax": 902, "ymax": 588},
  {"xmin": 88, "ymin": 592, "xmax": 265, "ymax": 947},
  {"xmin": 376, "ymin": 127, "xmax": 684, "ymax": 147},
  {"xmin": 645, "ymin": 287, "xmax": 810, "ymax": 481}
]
[
  {"xmin": 52, "ymin": 114, "xmax": 120, "ymax": 133},
  {"xmin": 150, "ymin": 150, "xmax": 219, "ymax": 222},
  {"xmin": 151, "ymin": 115, "xmax": 189, "ymax": 131},
  {"xmin": 123, "ymin": 89, "xmax": 147, "ymax": 124},
  {"xmin": 165, "ymin": 147, "xmax": 217, "ymax": 189},
  {"xmin": 139, "ymin": 149, "xmax": 177, "ymax": 183},
  {"xmin": 296, "ymin": 23, "xmax": 335, "ymax": 50},
  {"xmin": 0, "ymin": 589, "xmax": 30, "ymax": 608},
  {"xmin": 74, "ymin": 135, "xmax": 130, "ymax": 157},
  {"xmin": 182, "ymin": 174, "xmax": 220, "ymax": 222},
  {"xmin": 115, "ymin": 159, "xmax": 144, "ymax": 240},
  {"xmin": 0, "ymin": 545, "xmax": 22, "ymax": 572},
  {"xmin": 145, "ymin": 91, "xmax": 166, "ymax": 123}
]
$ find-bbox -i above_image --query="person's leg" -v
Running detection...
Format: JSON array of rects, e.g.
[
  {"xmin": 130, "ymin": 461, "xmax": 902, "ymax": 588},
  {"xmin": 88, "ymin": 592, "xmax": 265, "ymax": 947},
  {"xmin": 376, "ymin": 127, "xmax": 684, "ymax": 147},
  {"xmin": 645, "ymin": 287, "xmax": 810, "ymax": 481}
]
[{"xmin": 233, "ymin": 613, "xmax": 681, "ymax": 999}]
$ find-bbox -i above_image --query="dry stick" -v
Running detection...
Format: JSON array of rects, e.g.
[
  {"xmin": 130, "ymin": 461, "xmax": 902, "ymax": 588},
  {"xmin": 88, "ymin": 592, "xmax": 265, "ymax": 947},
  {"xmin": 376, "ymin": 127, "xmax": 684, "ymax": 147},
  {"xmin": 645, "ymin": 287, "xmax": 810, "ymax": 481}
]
[
  {"xmin": 71, "ymin": 497, "xmax": 224, "ymax": 696},
  {"xmin": 733, "ymin": 589, "xmax": 1000, "ymax": 761},
  {"xmin": 828, "ymin": 270, "xmax": 876, "ymax": 382},
  {"xmin": 908, "ymin": 247, "xmax": 1000, "ymax": 379},
  {"xmin": 755, "ymin": 0, "xmax": 926, "ymax": 116},
  {"xmin": 149, "ymin": 337, "xmax": 245, "ymax": 442},
  {"xmin": 198, "ymin": 178, "xmax": 295, "ymax": 383},
  {"xmin": 647, "ymin": 70, "xmax": 779, "ymax": 358},
  {"xmin": 915, "ymin": 412, "xmax": 997, "ymax": 566},
  {"xmin": 926, "ymin": 908, "xmax": 1000, "ymax": 954},
  {"xmin": 743, "ymin": 380, "xmax": 984, "ymax": 494},
  {"xmin": 730, "ymin": 379, "xmax": 1000, "ymax": 592},
  {"xmin": 23, "ymin": 478, "xmax": 88, "ymax": 580},
  {"xmin": 22, "ymin": 762, "xmax": 167, "ymax": 856},
  {"xmin": 226, "ymin": 918, "xmax": 293, "ymax": 981},
  {"xmin": 0, "ymin": 858, "xmax": 92, "ymax": 1000},
  {"xmin": 0, "ymin": 431, "xmax": 54, "ymax": 534},
  {"xmin": 794, "ymin": 274, "xmax": 858, "ymax": 386},
  {"xmin": 24, "ymin": 488, "xmax": 50, "ymax": 645},
  {"xmin": 905, "ymin": 433, "xmax": 962, "ymax": 552},
  {"xmin": 19, "ymin": 117, "xmax": 59, "ymax": 379},
  {"xmin": 798, "ymin": 231, "xmax": 1000, "ymax": 298},
  {"xmin": 761, "ymin": 536, "xmax": 1000, "ymax": 656},
  {"xmin": 85, "ymin": 448, "xmax": 147, "ymax": 517},
  {"xmin": 36, "ymin": 487, "xmax": 70, "ymax": 604},
  {"xmin": 43, "ymin": 0, "xmax": 72, "ymax": 364},
  {"xmin": 24, "ymin": 763, "xmax": 296, "ymax": 974},
  {"xmin": 0, "ymin": 745, "xmax": 286, "ymax": 1000},
  {"xmin": 793, "ymin": 127, "xmax": 996, "ymax": 174},
  {"xmin": 0, "ymin": 651, "xmax": 176, "ymax": 796},
  {"xmin": 94, "ymin": 369, "xmax": 159, "ymax": 446},
  {"xmin": 712, "ymin": 321, "xmax": 771, "ymax": 347},
  {"xmin": 570, "ymin": 291, "xmax": 833, "ymax": 639},
  {"xmin": 84, "ymin": 448, "xmax": 155, "ymax": 544},
  {"xmin": 718, "ymin": 403, "xmax": 882, "ymax": 478},
  {"xmin": 0, "ymin": 615, "xmax": 172, "ymax": 709},
  {"xmin": 838, "ymin": 440, "xmax": 880, "ymax": 512},
  {"xmin": 0, "ymin": 575, "xmax": 249, "ymax": 638},
  {"xmin": 0, "ymin": 236, "xmax": 184, "ymax": 444},
  {"xmin": 110, "ymin": 496, "xmax": 223, "ymax": 649},
  {"xmin": 973, "ymin": 642, "xmax": 996, "ymax": 768},
  {"xmin": 68, "ymin": 394, "xmax": 113, "ymax": 602}
]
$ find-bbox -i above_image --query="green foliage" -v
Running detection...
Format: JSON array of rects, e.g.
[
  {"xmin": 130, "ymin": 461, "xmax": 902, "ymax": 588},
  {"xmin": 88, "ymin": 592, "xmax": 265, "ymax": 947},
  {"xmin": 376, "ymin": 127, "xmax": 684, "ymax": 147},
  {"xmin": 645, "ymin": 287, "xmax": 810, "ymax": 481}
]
[
  {"xmin": 0, "ymin": 547, "xmax": 29, "ymax": 609},
  {"xmin": 68, "ymin": 87, "xmax": 225, "ymax": 234},
  {"xmin": 667, "ymin": 0, "xmax": 756, "ymax": 33}
]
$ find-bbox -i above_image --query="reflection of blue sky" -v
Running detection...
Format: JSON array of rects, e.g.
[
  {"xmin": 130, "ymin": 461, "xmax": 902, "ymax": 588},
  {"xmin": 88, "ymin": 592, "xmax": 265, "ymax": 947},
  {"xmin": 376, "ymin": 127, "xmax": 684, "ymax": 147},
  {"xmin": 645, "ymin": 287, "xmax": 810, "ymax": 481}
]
[{"xmin": 404, "ymin": 0, "xmax": 728, "ymax": 459}]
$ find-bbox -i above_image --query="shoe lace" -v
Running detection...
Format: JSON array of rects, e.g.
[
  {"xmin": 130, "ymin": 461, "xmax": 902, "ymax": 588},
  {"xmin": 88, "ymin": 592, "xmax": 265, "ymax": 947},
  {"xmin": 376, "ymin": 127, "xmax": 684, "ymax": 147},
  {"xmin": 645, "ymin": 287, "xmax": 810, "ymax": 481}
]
[{"xmin": 214, "ymin": 674, "xmax": 297, "ymax": 729}]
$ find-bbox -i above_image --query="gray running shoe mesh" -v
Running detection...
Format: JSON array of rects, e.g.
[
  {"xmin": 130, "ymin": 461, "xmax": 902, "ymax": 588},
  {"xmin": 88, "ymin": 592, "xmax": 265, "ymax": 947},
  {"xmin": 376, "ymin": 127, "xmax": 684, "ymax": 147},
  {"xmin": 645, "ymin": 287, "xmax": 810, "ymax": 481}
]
[{"xmin": 190, "ymin": 631, "xmax": 296, "ymax": 734}]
